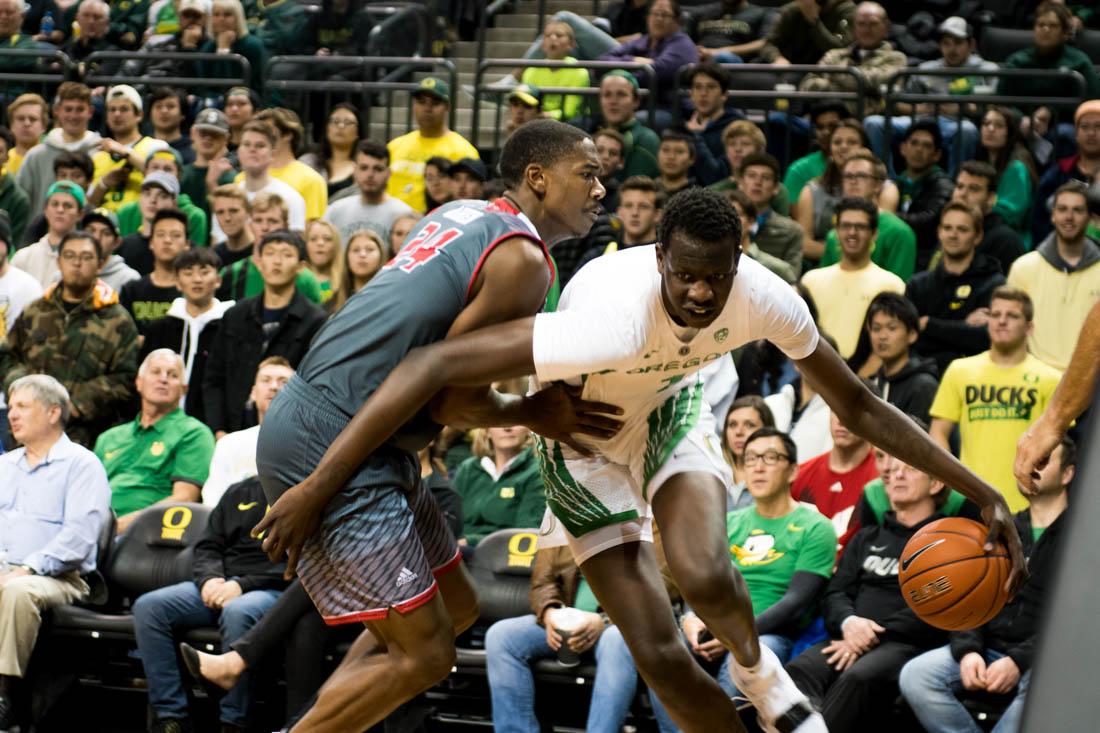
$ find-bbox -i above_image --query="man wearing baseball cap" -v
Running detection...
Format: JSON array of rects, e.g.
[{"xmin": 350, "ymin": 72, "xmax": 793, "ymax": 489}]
[
  {"xmin": 0, "ymin": 210, "xmax": 42, "ymax": 342},
  {"xmin": 506, "ymin": 83, "xmax": 543, "ymax": 138},
  {"xmin": 89, "ymin": 84, "xmax": 172, "ymax": 213},
  {"xmin": 182, "ymin": 108, "xmax": 238, "ymax": 222},
  {"xmin": 450, "ymin": 157, "xmax": 489, "ymax": 200},
  {"xmin": 115, "ymin": 148, "xmax": 210, "ymax": 247},
  {"xmin": 11, "ymin": 181, "xmax": 85, "ymax": 288},
  {"xmin": 115, "ymin": 172, "xmax": 184, "ymax": 276},
  {"xmin": 83, "ymin": 208, "xmax": 140, "ymax": 292},
  {"xmin": 864, "ymin": 16, "xmax": 998, "ymax": 177},
  {"xmin": 387, "ymin": 76, "xmax": 480, "ymax": 212}
]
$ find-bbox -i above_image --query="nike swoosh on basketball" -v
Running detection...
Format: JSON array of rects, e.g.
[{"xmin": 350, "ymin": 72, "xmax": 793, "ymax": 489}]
[
  {"xmin": 901, "ymin": 539, "xmax": 946, "ymax": 572},
  {"xmin": 238, "ymin": 502, "xmax": 259, "ymax": 511}
]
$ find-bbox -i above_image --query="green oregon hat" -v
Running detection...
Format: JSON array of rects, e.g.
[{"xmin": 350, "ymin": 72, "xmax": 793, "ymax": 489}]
[{"xmin": 414, "ymin": 76, "xmax": 451, "ymax": 103}]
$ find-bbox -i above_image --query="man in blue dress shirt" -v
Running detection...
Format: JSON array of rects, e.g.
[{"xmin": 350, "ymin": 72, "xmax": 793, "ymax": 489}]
[{"xmin": 0, "ymin": 374, "xmax": 112, "ymax": 730}]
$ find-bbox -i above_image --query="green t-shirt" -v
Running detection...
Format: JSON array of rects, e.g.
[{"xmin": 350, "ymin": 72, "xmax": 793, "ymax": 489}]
[
  {"xmin": 573, "ymin": 576, "xmax": 599, "ymax": 613},
  {"xmin": 821, "ymin": 209, "xmax": 917, "ymax": 281},
  {"xmin": 783, "ymin": 150, "xmax": 828, "ymax": 204},
  {"xmin": 726, "ymin": 503, "xmax": 836, "ymax": 619},
  {"xmin": 95, "ymin": 409, "xmax": 215, "ymax": 516},
  {"xmin": 221, "ymin": 258, "xmax": 324, "ymax": 304},
  {"xmin": 116, "ymin": 193, "xmax": 210, "ymax": 247}
]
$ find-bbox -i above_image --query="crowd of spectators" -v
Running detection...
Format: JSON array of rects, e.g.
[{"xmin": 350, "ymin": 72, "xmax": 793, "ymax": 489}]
[{"xmin": 0, "ymin": 0, "xmax": 1096, "ymax": 730}]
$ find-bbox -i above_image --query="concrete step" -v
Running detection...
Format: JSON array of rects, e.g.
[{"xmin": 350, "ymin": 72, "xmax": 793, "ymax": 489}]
[
  {"xmin": 495, "ymin": 13, "xmax": 542, "ymax": 28},
  {"xmin": 454, "ymin": 40, "xmax": 533, "ymax": 58},
  {"xmin": 486, "ymin": 26, "xmax": 539, "ymax": 42},
  {"xmin": 516, "ymin": 0, "xmax": 597, "ymax": 16}
]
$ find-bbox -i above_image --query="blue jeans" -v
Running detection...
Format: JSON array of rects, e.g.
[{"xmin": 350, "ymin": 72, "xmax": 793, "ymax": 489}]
[
  {"xmin": 899, "ymin": 645, "xmax": 1029, "ymax": 733},
  {"xmin": 863, "ymin": 114, "xmax": 978, "ymax": 178},
  {"xmin": 650, "ymin": 633, "xmax": 796, "ymax": 733},
  {"xmin": 132, "ymin": 581, "xmax": 282, "ymax": 726},
  {"xmin": 485, "ymin": 614, "xmax": 638, "ymax": 733}
]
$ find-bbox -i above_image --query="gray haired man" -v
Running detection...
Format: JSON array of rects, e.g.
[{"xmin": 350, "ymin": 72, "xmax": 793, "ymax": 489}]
[{"xmin": 0, "ymin": 374, "xmax": 112, "ymax": 730}]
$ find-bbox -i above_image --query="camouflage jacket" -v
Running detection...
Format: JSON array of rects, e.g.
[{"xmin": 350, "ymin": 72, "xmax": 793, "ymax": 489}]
[
  {"xmin": 800, "ymin": 41, "xmax": 908, "ymax": 113},
  {"xmin": 0, "ymin": 280, "xmax": 139, "ymax": 446}
]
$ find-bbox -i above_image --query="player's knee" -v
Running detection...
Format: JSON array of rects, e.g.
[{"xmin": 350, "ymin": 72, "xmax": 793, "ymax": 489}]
[
  {"xmin": 677, "ymin": 561, "xmax": 744, "ymax": 614},
  {"xmin": 632, "ymin": 636, "xmax": 695, "ymax": 682},
  {"xmin": 400, "ymin": 637, "xmax": 457, "ymax": 688}
]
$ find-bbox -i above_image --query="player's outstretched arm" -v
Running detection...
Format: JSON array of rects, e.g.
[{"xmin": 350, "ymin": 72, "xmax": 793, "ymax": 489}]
[
  {"xmin": 254, "ymin": 318, "xmax": 540, "ymax": 570},
  {"xmin": 1015, "ymin": 299, "xmax": 1100, "ymax": 492},
  {"xmin": 795, "ymin": 338, "xmax": 1027, "ymax": 596},
  {"xmin": 253, "ymin": 317, "xmax": 623, "ymax": 574}
]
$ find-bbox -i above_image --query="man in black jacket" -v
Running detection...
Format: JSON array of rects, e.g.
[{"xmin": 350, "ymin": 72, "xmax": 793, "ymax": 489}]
[
  {"xmin": 896, "ymin": 118, "xmax": 956, "ymax": 271},
  {"xmin": 865, "ymin": 292, "xmax": 939, "ymax": 423},
  {"xmin": 908, "ymin": 201, "xmax": 1006, "ymax": 375},
  {"xmin": 202, "ymin": 230, "xmax": 326, "ymax": 439},
  {"xmin": 132, "ymin": 476, "xmax": 290, "ymax": 733},
  {"xmin": 785, "ymin": 451, "xmax": 950, "ymax": 731},
  {"xmin": 899, "ymin": 435, "xmax": 1073, "ymax": 733},
  {"xmin": 950, "ymin": 161, "xmax": 1024, "ymax": 275},
  {"xmin": 142, "ymin": 247, "xmax": 233, "ymax": 426}
]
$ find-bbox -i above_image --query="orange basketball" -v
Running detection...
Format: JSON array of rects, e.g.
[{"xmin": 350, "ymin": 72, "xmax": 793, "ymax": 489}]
[{"xmin": 898, "ymin": 517, "xmax": 1011, "ymax": 631}]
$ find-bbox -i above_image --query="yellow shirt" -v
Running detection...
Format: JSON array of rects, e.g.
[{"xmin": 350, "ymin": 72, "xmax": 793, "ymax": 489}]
[
  {"xmin": 387, "ymin": 130, "xmax": 479, "ymax": 212},
  {"xmin": 800, "ymin": 262, "xmax": 905, "ymax": 357},
  {"xmin": 929, "ymin": 352, "xmax": 1062, "ymax": 511},
  {"xmin": 1006, "ymin": 250, "xmax": 1100, "ymax": 370},
  {"xmin": 238, "ymin": 160, "xmax": 328, "ymax": 222},
  {"xmin": 92, "ymin": 136, "xmax": 171, "ymax": 212},
  {"xmin": 6, "ymin": 149, "xmax": 25, "ymax": 176}
]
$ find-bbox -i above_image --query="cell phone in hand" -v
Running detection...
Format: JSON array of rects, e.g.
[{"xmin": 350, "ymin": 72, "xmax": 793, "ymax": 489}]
[{"xmin": 697, "ymin": 629, "xmax": 714, "ymax": 644}]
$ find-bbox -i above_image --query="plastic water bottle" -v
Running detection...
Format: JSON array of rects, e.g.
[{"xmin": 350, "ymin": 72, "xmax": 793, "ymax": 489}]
[{"xmin": 40, "ymin": 11, "xmax": 54, "ymax": 36}]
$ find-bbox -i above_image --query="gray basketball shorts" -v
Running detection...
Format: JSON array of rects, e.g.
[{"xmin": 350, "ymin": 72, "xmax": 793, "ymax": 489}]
[{"xmin": 257, "ymin": 376, "xmax": 460, "ymax": 624}]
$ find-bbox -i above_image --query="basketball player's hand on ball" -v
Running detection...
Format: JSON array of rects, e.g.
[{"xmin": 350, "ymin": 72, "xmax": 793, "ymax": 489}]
[
  {"xmin": 979, "ymin": 500, "xmax": 1028, "ymax": 598},
  {"xmin": 254, "ymin": 482, "xmax": 326, "ymax": 578},
  {"xmin": 523, "ymin": 383, "xmax": 624, "ymax": 456}
]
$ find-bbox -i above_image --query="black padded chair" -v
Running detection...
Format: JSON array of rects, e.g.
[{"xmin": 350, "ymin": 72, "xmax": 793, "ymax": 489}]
[
  {"xmin": 49, "ymin": 502, "xmax": 212, "ymax": 640},
  {"xmin": 81, "ymin": 510, "xmax": 117, "ymax": 607},
  {"xmin": 978, "ymin": 26, "xmax": 1032, "ymax": 63},
  {"xmin": 1075, "ymin": 29, "xmax": 1100, "ymax": 64}
]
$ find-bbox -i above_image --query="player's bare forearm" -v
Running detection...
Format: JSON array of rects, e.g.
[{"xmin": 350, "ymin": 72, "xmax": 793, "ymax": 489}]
[
  {"xmin": 430, "ymin": 387, "xmax": 528, "ymax": 431},
  {"xmin": 798, "ymin": 340, "xmax": 1000, "ymax": 509},
  {"xmin": 303, "ymin": 319, "xmax": 539, "ymax": 501}
]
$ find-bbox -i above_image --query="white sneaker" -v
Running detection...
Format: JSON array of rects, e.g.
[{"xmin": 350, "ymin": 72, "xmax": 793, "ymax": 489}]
[{"xmin": 728, "ymin": 645, "xmax": 827, "ymax": 733}]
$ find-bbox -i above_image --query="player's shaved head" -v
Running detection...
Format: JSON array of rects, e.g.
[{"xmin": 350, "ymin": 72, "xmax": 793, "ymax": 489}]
[
  {"xmin": 658, "ymin": 187, "xmax": 742, "ymax": 256},
  {"xmin": 499, "ymin": 118, "xmax": 592, "ymax": 189}
]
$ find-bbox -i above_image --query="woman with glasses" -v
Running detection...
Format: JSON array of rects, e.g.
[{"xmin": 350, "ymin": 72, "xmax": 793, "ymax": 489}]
[
  {"xmin": 720, "ymin": 395, "xmax": 777, "ymax": 511},
  {"xmin": 301, "ymin": 103, "xmax": 362, "ymax": 199}
]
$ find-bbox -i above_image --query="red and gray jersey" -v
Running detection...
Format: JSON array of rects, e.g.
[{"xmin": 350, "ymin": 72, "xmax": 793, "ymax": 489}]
[{"xmin": 298, "ymin": 198, "xmax": 553, "ymax": 451}]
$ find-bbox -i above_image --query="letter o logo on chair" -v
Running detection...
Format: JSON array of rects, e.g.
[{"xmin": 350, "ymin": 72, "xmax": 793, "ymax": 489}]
[
  {"xmin": 161, "ymin": 506, "xmax": 194, "ymax": 541},
  {"xmin": 507, "ymin": 532, "xmax": 538, "ymax": 568}
]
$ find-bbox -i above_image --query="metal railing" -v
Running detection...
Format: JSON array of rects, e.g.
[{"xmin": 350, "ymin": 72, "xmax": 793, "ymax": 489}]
[
  {"xmin": 266, "ymin": 56, "xmax": 458, "ymax": 141},
  {"xmin": 82, "ymin": 51, "xmax": 251, "ymax": 89},
  {"xmin": 0, "ymin": 48, "xmax": 74, "ymax": 98},
  {"xmin": 671, "ymin": 64, "xmax": 869, "ymax": 169},
  {"xmin": 476, "ymin": 0, "xmax": 518, "ymax": 77},
  {"xmin": 365, "ymin": 1, "xmax": 432, "ymax": 57},
  {"xmin": 472, "ymin": 58, "xmax": 656, "ymax": 149},
  {"xmin": 880, "ymin": 67, "xmax": 1088, "ymax": 171}
]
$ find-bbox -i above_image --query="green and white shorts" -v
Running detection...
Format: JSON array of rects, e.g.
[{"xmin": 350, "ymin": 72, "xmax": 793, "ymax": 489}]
[{"xmin": 534, "ymin": 386, "xmax": 732, "ymax": 564}]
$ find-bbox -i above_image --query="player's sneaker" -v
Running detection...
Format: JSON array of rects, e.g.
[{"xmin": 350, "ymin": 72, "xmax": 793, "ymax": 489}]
[{"xmin": 728, "ymin": 644, "xmax": 828, "ymax": 733}]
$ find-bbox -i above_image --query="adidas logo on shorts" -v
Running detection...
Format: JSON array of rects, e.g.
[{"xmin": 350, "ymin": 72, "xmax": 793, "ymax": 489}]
[{"xmin": 396, "ymin": 567, "xmax": 418, "ymax": 587}]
